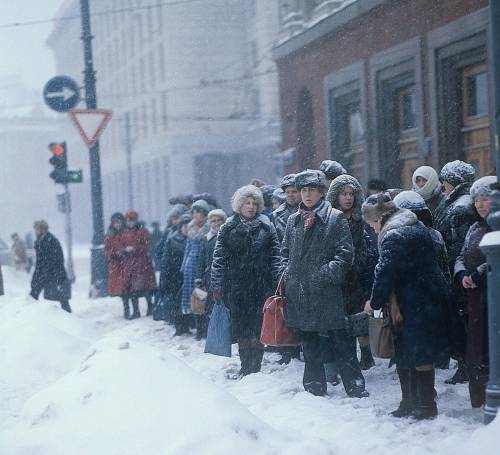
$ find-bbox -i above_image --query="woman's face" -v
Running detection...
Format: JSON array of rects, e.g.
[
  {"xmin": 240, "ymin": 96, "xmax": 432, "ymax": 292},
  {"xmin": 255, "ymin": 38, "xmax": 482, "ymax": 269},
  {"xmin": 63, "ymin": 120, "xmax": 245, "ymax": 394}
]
[
  {"xmin": 415, "ymin": 176, "xmax": 428, "ymax": 189},
  {"xmin": 240, "ymin": 198, "xmax": 258, "ymax": 219},
  {"xmin": 210, "ymin": 216, "xmax": 225, "ymax": 232},
  {"xmin": 112, "ymin": 218, "xmax": 123, "ymax": 230},
  {"xmin": 338, "ymin": 185, "xmax": 355, "ymax": 212},
  {"xmin": 368, "ymin": 219, "xmax": 382, "ymax": 234},
  {"xmin": 192, "ymin": 209, "xmax": 207, "ymax": 226},
  {"xmin": 474, "ymin": 195, "xmax": 491, "ymax": 219},
  {"xmin": 126, "ymin": 218, "xmax": 137, "ymax": 229}
]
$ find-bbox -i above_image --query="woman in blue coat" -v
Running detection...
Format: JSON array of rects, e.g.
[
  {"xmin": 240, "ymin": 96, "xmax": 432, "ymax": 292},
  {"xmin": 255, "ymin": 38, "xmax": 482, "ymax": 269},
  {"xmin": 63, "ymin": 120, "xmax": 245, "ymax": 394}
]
[{"xmin": 363, "ymin": 194, "xmax": 448, "ymax": 420}]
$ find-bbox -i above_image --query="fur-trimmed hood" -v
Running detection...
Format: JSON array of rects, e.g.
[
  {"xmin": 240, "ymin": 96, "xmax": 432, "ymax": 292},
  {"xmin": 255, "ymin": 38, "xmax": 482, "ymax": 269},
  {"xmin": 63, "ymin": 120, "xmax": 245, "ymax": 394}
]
[
  {"xmin": 361, "ymin": 193, "xmax": 397, "ymax": 223},
  {"xmin": 378, "ymin": 209, "xmax": 418, "ymax": 246},
  {"xmin": 326, "ymin": 174, "xmax": 364, "ymax": 221}
]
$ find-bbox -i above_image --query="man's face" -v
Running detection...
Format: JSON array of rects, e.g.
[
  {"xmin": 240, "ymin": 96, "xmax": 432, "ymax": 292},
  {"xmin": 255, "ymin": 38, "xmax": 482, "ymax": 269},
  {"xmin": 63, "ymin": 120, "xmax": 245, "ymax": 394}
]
[
  {"xmin": 442, "ymin": 181, "xmax": 454, "ymax": 195},
  {"xmin": 301, "ymin": 187, "xmax": 323, "ymax": 208},
  {"xmin": 126, "ymin": 218, "xmax": 137, "ymax": 229},
  {"xmin": 338, "ymin": 185, "xmax": 355, "ymax": 212},
  {"xmin": 192, "ymin": 210, "xmax": 207, "ymax": 226},
  {"xmin": 285, "ymin": 186, "xmax": 301, "ymax": 206},
  {"xmin": 34, "ymin": 227, "xmax": 43, "ymax": 239}
]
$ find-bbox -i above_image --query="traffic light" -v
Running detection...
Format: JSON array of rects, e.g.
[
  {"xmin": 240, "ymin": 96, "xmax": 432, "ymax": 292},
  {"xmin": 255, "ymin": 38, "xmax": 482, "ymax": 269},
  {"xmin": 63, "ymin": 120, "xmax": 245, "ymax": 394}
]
[{"xmin": 48, "ymin": 142, "xmax": 68, "ymax": 184}]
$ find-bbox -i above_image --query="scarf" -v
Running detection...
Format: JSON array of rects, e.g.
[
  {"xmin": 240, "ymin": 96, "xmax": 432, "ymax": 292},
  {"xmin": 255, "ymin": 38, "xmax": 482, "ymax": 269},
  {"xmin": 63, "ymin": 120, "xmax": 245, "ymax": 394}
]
[
  {"xmin": 239, "ymin": 216, "xmax": 261, "ymax": 231},
  {"xmin": 299, "ymin": 206, "xmax": 317, "ymax": 230},
  {"xmin": 206, "ymin": 227, "xmax": 218, "ymax": 242},
  {"xmin": 187, "ymin": 221, "xmax": 208, "ymax": 240},
  {"xmin": 412, "ymin": 166, "xmax": 440, "ymax": 201}
]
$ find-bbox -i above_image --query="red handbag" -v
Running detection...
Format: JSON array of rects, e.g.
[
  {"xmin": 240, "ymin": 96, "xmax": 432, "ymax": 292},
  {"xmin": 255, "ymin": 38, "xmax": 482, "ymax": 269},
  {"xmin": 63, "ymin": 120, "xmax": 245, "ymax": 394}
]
[{"xmin": 260, "ymin": 274, "xmax": 300, "ymax": 347}]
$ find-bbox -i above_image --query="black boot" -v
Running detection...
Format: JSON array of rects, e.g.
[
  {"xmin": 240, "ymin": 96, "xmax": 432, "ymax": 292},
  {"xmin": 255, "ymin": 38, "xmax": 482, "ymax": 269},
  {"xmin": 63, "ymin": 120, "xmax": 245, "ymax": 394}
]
[
  {"xmin": 122, "ymin": 298, "xmax": 130, "ymax": 319},
  {"xmin": 250, "ymin": 348, "xmax": 264, "ymax": 374},
  {"xmin": 60, "ymin": 300, "xmax": 72, "ymax": 313},
  {"xmin": 359, "ymin": 345, "xmax": 375, "ymax": 370},
  {"xmin": 128, "ymin": 297, "xmax": 140, "ymax": 320},
  {"xmin": 238, "ymin": 348, "xmax": 252, "ymax": 377},
  {"xmin": 391, "ymin": 368, "xmax": 416, "ymax": 417},
  {"xmin": 412, "ymin": 369, "xmax": 438, "ymax": 420},
  {"xmin": 445, "ymin": 360, "xmax": 468, "ymax": 384},
  {"xmin": 146, "ymin": 295, "xmax": 153, "ymax": 317}
]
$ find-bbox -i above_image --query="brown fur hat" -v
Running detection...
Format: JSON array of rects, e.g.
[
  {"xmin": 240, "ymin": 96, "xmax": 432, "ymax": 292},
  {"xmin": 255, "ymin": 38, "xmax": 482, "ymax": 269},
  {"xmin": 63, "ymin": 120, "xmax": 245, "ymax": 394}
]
[{"xmin": 361, "ymin": 193, "xmax": 397, "ymax": 223}]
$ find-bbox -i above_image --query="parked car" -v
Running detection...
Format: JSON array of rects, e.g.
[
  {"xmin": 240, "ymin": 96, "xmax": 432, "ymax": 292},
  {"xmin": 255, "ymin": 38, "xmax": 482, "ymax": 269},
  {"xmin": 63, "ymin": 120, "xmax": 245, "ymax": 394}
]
[{"xmin": 0, "ymin": 238, "xmax": 10, "ymax": 266}]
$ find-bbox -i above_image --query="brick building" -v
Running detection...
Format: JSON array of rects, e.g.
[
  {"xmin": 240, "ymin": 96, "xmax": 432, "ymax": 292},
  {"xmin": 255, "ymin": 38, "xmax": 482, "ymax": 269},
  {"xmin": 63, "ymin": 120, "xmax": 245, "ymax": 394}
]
[{"xmin": 274, "ymin": 0, "xmax": 492, "ymax": 188}]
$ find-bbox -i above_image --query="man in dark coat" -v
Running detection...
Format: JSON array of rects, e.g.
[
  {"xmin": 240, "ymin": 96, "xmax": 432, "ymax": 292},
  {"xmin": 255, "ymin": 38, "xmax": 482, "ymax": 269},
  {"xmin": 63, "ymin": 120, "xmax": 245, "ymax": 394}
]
[
  {"xmin": 281, "ymin": 170, "xmax": 368, "ymax": 398},
  {"xmin": 159, "ymin": 214, "xmax": 191, "ymax": 330},
  {"xmin": 363, "ymin": 195, "xmax": 448, "ymax": 419},
  {"xmin": 326, "ymin": 174, "xmax": 377, "ymax": 370},
  {"xmin": 434, "ymin": 160, "xmax": 478, "ymax": 384},
  {"xmin": 149, "ymin": 221, "xmax": 163, "ymax": 271},
  {"xmin": 30, "ymin": 220, "xmax": 71, "ymax": 313},
  {"xmin": 272, "ymin": 174, "xmax": 300, "ymax": 243}
]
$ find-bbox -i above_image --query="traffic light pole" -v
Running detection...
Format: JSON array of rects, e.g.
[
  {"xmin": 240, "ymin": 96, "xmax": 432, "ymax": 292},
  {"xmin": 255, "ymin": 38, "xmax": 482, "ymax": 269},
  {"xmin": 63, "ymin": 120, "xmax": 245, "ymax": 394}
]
[
  {"xmin": 63, "ymin": 183, "xmax": 75, "ymax": 283},
  {"xmin": 80, "ymin": 0, "xmax": 107, "ymax": 296},
  {"xmin": 480, "ymin": 0, "xmax": 500, "ymax": 425}
]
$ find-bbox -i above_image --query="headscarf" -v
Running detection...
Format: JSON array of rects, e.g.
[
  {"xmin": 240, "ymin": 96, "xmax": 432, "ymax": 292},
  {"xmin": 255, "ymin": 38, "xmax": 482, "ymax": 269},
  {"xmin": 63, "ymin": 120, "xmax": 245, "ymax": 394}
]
[{"xmin": 412, "ymin": 166, "xmax": 440, "ymax": 201}]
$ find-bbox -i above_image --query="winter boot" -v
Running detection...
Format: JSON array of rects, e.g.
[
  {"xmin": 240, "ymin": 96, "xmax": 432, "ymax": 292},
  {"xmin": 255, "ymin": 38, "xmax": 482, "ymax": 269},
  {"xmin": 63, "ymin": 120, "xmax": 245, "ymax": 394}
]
[
  {"xmin": 391, "ymin": 368, "xmax": 417, "ymax": 417},
  {"xmin": 359, "ymin": 345, "xmax": 375, "ymax": 370},
  {"xmin": 128, "ymin": 298, "xmax": 141, "ymax": 320},
  {"xmin": 250, "ymin": 348, "xmax": 264, "ymax": 374},
  {"xmin": 445, "ymin": 360, "xmax": 468, "ymax": 384},
  {"xmin": 122, "ymin": 298, "xmax": 130, "ymax": 319},
  {"xmin": 60, "ymin": 300, "xmax": 72, "ymax": 313},
  {"xmin": 304, "ymin": 381, "xmax": 327, "ymax": 397},
  {"xmin": 146, "ymin": 295, "xmax": 153, "ymax": 317},
  {"xmin": 238, "ymin": 348, "xmax": 252, "ymax": 377},
  {"xmin": 412, "ymin": 369, "xmax": 438, "ymax": 420}
]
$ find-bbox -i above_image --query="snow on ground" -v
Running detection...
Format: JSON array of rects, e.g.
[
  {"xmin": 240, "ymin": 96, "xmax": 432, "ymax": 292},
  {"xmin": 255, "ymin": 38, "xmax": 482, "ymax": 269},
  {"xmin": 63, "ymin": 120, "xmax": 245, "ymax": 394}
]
[{"xmin": 0, "ymin": 249, "xmax": 498, "ymax": 454}]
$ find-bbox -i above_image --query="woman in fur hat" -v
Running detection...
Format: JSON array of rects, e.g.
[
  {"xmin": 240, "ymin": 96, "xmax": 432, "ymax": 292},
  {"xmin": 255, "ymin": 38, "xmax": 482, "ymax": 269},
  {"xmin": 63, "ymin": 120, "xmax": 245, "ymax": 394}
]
[
  {"xmin": 327, "ymin": 174, "xmax": 378, "ymax": 371},
  {"xmin": 454, "ymin": 176, "xmax": 496, "ymax": 408},
  {"xmin": 211, "ymin": 185, "xmax": 281, "ymax": 377},
  {"xmin": 363, "ymin": 194, "xmax": 448, "ymax": 419}
]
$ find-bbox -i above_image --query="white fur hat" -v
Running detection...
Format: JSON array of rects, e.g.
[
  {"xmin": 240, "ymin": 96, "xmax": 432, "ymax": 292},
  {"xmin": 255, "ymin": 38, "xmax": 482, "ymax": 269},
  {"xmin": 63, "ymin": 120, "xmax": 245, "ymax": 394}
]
[{"xmin": 231, "ymin": 185, "xmax": 264, "ymax": 215}]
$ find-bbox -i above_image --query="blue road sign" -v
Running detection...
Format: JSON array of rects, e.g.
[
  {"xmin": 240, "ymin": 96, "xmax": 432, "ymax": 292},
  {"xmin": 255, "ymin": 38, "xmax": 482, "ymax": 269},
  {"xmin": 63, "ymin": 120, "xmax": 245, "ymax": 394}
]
[{"xmin": 43, "ymin": 76, "xmax": 81, "ymax": 113}]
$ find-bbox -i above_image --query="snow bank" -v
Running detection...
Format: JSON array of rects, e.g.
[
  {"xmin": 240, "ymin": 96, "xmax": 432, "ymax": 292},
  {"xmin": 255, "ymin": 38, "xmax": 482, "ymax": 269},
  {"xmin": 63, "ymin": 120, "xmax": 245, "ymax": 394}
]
[{"xmin": 0, "ymin": 337, "xmax": 325, "ymax": 455}]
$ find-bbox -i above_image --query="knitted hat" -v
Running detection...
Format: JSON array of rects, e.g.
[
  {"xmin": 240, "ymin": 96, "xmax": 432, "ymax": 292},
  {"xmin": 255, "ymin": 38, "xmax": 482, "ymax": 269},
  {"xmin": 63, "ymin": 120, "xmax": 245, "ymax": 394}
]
[
  {"xmin": 393, "ymin": 191, "xmax": 427, "ymax": 211},
  {"xmin": 111, "ymin": 212, "xmax": 125, "ymax": 222},
  {"xmin": 440, "ymin": 160, "xmax": 476, "ymax": 187},
  {"xmin": 280, "ymin": 174, "xmax": 297, "ymax": 191},
  {"xmin": 295, "ymin": 169, "xmax": 327, "ymax": 190},
  {"xmin": 319, "ymin": 160, "xmax": 346, "ymax": 180},
  {"xmin": 125, "ymin": 210, "xmax": 139, "ymax": 220},
  {"xmin": 208, "ymin": 209, "xmax": 227, "ymax": 221},
  {"xmin": 361, "ymin": 193, "xmax": 396, "ymax": 223},
  {"xmin": 191, "ymin": 199, "xmax": 210, "ymax": 215},
  {"xmin": 470, "ymin": 176, "xmax": 497, "ymax": 199}
]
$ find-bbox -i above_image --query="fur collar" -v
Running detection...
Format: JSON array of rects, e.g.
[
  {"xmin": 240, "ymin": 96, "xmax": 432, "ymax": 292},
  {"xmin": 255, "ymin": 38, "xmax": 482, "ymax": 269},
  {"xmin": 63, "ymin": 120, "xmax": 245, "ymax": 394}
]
[{"xmin": 378, "ymin": 209, "xmax": 418, "ymax": 246}]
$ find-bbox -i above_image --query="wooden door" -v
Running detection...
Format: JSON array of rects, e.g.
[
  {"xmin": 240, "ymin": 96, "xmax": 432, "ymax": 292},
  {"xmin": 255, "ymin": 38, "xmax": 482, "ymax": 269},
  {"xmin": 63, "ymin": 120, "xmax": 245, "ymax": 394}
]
[{"xmin": 461, "ymin": 63, "xmax": 490, "ymax": 177}]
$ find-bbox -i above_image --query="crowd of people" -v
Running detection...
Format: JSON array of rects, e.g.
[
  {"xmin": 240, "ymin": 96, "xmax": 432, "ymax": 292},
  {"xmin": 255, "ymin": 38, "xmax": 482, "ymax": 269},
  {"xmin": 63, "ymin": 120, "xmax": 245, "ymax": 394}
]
[{"xmin": 16, "ymin": 158, "xmax": 492, "ymax": 422}]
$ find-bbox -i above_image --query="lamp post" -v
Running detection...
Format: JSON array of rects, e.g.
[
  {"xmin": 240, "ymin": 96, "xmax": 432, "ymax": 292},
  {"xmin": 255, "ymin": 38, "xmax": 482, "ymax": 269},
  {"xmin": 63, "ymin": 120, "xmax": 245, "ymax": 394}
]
[{"xmin": 479, "ymin": 0, "xmax": 500, "ymax": 425}]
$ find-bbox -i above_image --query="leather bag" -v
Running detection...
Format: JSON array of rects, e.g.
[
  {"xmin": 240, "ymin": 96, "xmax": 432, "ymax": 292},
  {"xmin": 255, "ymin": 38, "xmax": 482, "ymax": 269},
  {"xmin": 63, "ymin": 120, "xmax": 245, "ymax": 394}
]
[{"xmin": 260, "ymin": 274, "xmax": 300, "ymax": 347}]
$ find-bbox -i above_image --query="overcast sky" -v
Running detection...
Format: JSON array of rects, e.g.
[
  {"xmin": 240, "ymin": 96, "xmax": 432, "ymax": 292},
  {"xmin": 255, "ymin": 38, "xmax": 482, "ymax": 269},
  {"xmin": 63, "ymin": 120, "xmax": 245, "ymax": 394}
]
[{"xmin": 0, "ymin": 1, "xmax": 65, "ymax": 92}]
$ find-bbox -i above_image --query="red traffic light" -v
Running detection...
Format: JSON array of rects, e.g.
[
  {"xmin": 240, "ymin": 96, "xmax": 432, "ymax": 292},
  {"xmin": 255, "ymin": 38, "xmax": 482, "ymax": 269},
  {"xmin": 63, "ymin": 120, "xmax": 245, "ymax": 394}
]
[{"xmin": 49, "ymin": 142, "xmax": 65, "ymax": 156}]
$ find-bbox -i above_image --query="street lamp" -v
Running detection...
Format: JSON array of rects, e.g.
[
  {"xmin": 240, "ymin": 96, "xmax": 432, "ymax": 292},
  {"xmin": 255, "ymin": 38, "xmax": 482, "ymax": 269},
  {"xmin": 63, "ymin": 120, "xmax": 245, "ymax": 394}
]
[{"xmin": 479, "ymin": 0, "xmax": 500, "ymax": 425}]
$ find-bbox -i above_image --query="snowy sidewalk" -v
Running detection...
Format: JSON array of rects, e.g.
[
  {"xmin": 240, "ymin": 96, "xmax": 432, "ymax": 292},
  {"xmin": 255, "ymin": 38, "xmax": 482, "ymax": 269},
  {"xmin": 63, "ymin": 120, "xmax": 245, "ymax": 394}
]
[{"xmin": 0, "ymin": 263, "xmax": 498, "ymax": 454}]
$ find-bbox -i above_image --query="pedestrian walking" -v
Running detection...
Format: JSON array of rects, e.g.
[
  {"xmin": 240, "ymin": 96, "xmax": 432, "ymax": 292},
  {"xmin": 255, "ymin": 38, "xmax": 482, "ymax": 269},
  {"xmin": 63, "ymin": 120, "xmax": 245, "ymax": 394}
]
[
  {"xmin": 211, "ymin": 185, "xmax": 281, "ymax": 377},
  {"xmin": 326, "ymin": 174, "xmax": 377, "ymax": 370},
  {"xmin": 30, "ymin": 220, "xmax": 71, "ymax": 313},
  {"xmin": 434, "ymin": 160, "xmax": 478, "ymax": 385},
  {"xmin": 363, "ymin": 194, "xmax": 448, "ymax": 419},
  {"xmin": 121, "ymin": 211, "xmax": 157, "ymax": 319},
  {"xmin": 11, "ymin": 233, "xmax": 28, "ymax": 272},
  {"xmin": 281, "ymin": 170, "xmax": 368, "ymax": 398},
  {"xmin": 454, "ymin": 176, "xmax": 495, "ymax": 408},
  {"xmin": 104, "ymin": 213, "xmax": 129, "ymax": 318}
]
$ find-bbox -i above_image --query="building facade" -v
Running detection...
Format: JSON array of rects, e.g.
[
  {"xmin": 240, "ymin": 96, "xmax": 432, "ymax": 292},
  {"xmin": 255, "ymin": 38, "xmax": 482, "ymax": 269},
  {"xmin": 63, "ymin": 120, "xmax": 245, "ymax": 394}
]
[
  {"xmin": 274, "ymin": 0, "xmax": 492, "ymax": 188},
  {"xmin": 47, "ymin": 0, "xmax": 281, "ymax": 224}
]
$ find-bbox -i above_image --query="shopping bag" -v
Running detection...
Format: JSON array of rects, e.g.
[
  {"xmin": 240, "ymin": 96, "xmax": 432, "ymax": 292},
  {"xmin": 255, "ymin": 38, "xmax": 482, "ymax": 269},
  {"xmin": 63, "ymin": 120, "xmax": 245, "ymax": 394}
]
[
  {"xmin": 260, "ymin": 274, "xmax": 300, "ymax": 347},
  {"xmin": 369, "ymin": 311, "xmax": 395, "ymax": 359},
  {"xmin": 191, "ymin": 287, "xmax": 208, "ymax": 315},
  {"xmin": 204, "ymin": 300, "xmax": 231, "ymax": 357}
]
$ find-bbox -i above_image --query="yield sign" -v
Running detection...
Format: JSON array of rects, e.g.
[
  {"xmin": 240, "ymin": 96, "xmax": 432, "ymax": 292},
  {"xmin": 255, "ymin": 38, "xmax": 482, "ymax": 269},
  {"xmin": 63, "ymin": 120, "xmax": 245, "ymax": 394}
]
[{"xmin": 69, "ymin": 109, "xmax": 112, "ymax": 147}]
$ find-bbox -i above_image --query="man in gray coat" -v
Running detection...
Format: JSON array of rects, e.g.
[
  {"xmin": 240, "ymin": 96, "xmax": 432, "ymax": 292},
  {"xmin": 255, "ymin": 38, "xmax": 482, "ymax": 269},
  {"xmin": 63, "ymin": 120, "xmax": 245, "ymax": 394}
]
[{"xmin": 281, "ymin": 170, "xmax": 368, "ymax": 397}]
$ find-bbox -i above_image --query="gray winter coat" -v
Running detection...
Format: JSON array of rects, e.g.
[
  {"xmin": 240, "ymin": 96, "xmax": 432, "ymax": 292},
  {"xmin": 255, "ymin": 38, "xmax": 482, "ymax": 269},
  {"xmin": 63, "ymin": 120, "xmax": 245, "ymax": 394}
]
[
  {"xmin": 281, "ymin": 200, "xmax": 354, "ymax": 331},
  {"xmin": 272, "ymin": 202, "xmax": 298, "ymax": 242},
  {"xmin": 434, "ymin": 182, "xmax": 478, "ymax": 271}
]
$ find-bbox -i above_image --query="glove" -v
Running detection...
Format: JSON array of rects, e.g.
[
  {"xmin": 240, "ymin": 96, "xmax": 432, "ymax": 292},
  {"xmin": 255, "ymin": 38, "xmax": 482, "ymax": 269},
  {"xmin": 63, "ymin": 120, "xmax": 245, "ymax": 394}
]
[{"xmin": 213, "ymin": 291, "xmax": 222, "ymax": 301}]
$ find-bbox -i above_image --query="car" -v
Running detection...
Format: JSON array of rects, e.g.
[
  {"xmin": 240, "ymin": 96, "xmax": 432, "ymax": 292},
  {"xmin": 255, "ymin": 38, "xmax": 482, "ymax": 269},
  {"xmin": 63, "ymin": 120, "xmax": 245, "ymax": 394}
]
[{"xmin": 0, "ymin": 238, "xmax": 11, "ymax": 266}]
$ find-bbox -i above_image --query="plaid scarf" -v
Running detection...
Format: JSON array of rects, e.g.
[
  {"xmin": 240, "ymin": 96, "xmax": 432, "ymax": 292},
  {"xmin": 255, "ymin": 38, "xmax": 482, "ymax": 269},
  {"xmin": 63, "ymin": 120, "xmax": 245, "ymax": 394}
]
[{"xmin": 299, "ymin": 207, "xmax": 317, "ymax": 230}]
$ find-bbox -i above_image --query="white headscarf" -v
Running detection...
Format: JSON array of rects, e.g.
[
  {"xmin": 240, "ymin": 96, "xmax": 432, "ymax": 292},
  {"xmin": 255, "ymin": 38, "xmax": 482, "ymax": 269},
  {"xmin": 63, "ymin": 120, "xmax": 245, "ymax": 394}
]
[{"xmin": 412, "ymin": 166, "xmax": 440, "ymax": 201}]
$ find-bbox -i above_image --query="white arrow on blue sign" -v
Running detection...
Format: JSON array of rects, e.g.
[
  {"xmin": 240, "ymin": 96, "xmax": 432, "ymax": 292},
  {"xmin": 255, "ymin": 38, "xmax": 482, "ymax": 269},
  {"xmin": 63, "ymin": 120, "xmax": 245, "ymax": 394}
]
[{"xmin": 43, "ymin": 76, "xmax": 81, "ymax": 113}]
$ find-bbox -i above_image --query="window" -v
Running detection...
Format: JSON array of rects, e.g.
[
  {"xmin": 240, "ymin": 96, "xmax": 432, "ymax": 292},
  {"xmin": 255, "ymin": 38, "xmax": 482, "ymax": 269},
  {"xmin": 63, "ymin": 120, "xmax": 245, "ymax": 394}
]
[
  {"xmin": 466, "ymin": 71, "xmax": 488, "ymax": 117},
  {"xmin": 398, "ymin": 86, "xmax": 417, "ymax": 130},
  {"xmin": 151, "ymin": 99, "xmax": 158, "ymax": 135},
  {"xmin": 142, "ymin": 103, "xmax": 148, "ymax": 139},
  {"xmin": 158, "ymin": 43, "xmax": 166, "ymax": 82},
  {"xmin": 149, "ymin": 52, "xmax": 156, "ymax": 88},
  {"xmin": 348, "ymin": 108, "xmax": 364, "ymax": 144},
  {"xmin": 161, "ymin": 91, "xmax": 168, "ymax": 130}
]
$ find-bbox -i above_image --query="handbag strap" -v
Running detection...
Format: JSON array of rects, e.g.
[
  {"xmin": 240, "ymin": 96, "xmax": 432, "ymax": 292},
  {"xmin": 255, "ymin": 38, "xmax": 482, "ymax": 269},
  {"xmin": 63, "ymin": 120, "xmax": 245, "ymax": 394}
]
[{"xmin": 275, "ymin": 273, "xmax": 285, "ymax": 296}]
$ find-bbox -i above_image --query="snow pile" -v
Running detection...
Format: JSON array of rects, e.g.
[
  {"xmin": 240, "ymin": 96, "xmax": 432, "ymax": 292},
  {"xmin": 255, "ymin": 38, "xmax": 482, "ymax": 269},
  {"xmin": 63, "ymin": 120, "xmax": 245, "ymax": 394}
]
[{"xmin": 0, "ymin": 336, "xmax": 326, "ymax": 455}]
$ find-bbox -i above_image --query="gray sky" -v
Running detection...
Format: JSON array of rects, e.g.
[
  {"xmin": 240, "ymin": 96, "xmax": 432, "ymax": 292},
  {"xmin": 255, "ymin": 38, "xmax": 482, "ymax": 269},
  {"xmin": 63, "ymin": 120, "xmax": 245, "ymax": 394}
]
[{"xmin": 0, "ymin": 1, "xmax": 65, "ymax": 92}]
